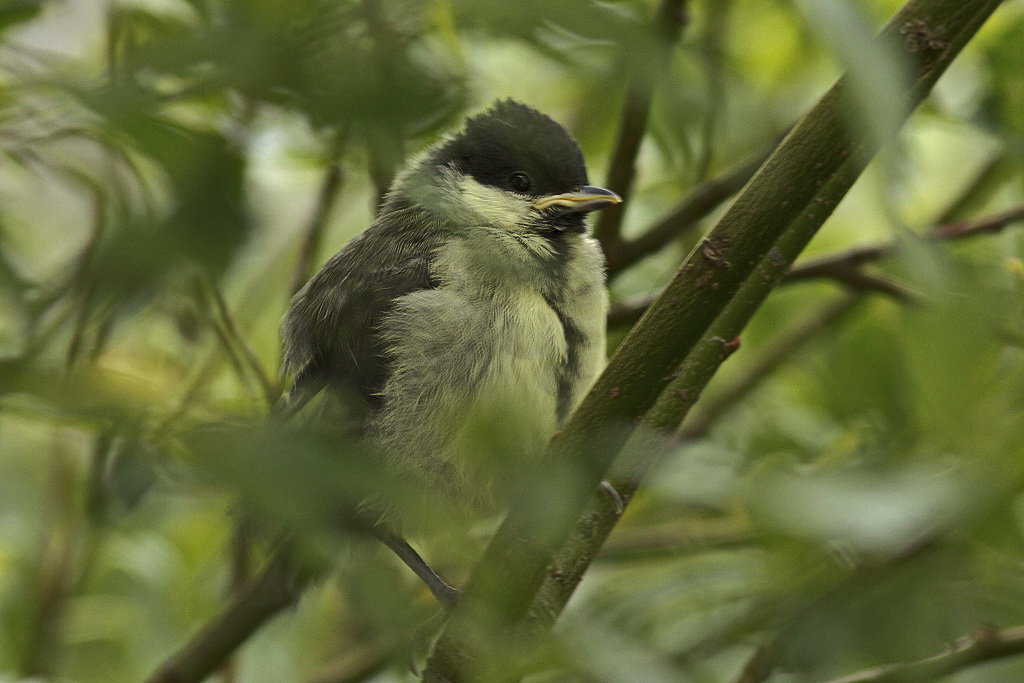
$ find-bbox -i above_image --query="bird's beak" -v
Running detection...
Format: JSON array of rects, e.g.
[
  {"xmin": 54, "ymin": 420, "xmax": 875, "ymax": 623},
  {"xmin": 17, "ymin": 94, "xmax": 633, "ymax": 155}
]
[{"xmin": 533, "ymin": 186, "xmax": 622, "ymax": 214}]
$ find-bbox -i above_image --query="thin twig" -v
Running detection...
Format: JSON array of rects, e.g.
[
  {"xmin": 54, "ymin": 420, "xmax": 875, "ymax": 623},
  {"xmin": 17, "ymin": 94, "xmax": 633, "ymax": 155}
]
[
  {"xmin": 607, "ymin": 138, "xmax": 780, "ymax": 276},
  {"xmin": 594, "ymin": 0, "xmax": 690, "ymax": 255},
  {"xmin": 611, "ymin": 204, "xmax": 1024, "ymax": 326},
  {"xmin": 787, "ymin": 204, "xmax": 1024, "ymax": 282},
  {"xmin": 826, "ymin": 624, "xmax": 1024, "ymax": 682},
  {"xmin": 680, "ymin": 291, "xmax": 865, "ymax": 440},
  {"xmin": 198, "ymin": 276, "xmax": 278, "ymax": 408},
  {"xmin": 597, "ymin": 516, "xmax": 751, "ymax": 563},
  {"xmin": 290, "ymin": 134, "xmax": 347, "ymax": 296}
]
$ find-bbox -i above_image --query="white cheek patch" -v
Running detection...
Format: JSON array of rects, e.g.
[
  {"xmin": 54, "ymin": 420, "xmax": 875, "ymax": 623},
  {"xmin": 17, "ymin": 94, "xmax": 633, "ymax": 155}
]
[{"xmin": 456, "ymin": 176, "xmax": 533, "ymax": 231}]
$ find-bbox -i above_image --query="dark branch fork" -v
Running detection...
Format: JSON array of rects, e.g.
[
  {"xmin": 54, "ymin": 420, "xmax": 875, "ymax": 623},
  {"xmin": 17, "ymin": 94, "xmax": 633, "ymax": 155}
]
[
  {"xmin": 606, "ymin": 137, "xmax": 781, "ymax": 276},
  {"xmin": 786, "ymin": 204, "xmax": 1024, "ymax": 282},
  {"xmin": 610, "ymin": 204, "xmax": 1024, "ymax": 327}
]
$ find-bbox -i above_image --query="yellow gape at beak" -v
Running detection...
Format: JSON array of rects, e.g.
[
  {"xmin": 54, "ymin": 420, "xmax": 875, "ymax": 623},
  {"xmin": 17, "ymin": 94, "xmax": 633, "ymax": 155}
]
[{"xmin": 533, "ymin": 185, "xmax": 622, "ymax": 214}]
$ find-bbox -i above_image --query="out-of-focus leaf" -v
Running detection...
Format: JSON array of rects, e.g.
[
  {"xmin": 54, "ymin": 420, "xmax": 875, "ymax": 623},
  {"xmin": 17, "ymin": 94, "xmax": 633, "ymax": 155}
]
[
  {"xmin": 982, "ymin": 16, "xmax": 1024, "ymax": 145},
  {"xmin": 0, "ymin": 0, "xmax": 42, "ymax": 32},
  {"xmin": 750, "ymin": 464, "xmax": 965, "ymax": 557},
  {"xmin": 799, "ymin": 0, "xmax": 911, "ymax": 154},
  {"xmin": 180, "ymin": 421, "xmax": 463, "ymax": 539},
  {"xmin": 108, "ymin": 434, "xmax": 161, "ymax": 510}
]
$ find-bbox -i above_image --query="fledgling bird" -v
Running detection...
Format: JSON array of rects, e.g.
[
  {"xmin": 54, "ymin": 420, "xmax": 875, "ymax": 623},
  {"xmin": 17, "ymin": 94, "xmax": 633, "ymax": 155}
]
[
  {"xmin": 283, "ymin": 100, "xmax": 619, "ymax": 495},
  {"xmin": 281, "ymin": 100, "xmax": 620, "ymax": 600}
]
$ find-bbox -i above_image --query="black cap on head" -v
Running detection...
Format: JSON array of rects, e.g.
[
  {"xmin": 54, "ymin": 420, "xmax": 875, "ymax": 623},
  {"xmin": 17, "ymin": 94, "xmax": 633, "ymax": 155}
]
[{"xmin": 432, "ymin": 100, "xmax": 589, "ymax": 197}]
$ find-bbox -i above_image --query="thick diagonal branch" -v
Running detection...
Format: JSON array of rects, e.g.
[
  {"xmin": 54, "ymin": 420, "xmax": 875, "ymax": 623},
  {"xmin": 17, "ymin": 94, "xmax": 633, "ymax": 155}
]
[
  {"xmin": 606, "ymin": 142, "xmax": 777, "ymax": 276},
  {"xmin": 423, "ymin": 2, "xmax": 1004, "ymax": 679}
]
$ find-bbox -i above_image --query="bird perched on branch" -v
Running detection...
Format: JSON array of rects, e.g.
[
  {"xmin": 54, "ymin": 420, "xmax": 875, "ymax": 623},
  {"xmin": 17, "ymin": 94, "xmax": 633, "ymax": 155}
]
[{"xmin": 281, "ymin": 100, "xmax": 620, "ymax": 604}]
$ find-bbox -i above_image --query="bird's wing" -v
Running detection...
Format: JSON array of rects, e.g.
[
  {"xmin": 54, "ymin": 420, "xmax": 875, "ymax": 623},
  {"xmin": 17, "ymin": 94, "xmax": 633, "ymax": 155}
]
[{"xmin": 280, "ymin": 210, "xmax": 444, "ymax": 420}]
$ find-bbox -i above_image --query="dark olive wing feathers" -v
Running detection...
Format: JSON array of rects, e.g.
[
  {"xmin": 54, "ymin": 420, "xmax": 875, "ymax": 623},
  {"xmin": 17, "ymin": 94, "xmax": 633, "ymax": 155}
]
[{"xmin": 281, "ymin": 204, "xmax": 444, "ymax": 417}]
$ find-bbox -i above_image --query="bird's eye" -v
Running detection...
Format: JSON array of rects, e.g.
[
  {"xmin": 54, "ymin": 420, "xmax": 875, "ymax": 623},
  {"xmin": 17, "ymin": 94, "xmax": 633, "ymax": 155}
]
[{"xmin": 508, "ymin": 172, "xmax": 532, "ymax": 193}]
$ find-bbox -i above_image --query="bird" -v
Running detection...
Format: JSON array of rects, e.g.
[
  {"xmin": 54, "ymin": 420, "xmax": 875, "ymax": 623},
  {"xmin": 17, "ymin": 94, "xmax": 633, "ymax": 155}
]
[{"xmin": 280, "ymin": 99, "xmax": 620, "ymax": 604}]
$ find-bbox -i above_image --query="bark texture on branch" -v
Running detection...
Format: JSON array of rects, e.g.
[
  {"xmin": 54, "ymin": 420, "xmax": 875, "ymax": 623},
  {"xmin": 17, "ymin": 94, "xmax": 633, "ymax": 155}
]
[{"xmin": 606, "ymin": 138, "xmax": 779, "ymax": 276}]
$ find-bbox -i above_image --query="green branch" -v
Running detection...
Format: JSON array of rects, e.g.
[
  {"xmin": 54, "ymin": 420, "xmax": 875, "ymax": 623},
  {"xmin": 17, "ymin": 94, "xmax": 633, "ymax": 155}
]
[
  {"xmin": 423, "ymin": 1, "xmax": 1005, "ymax": 679},
  {"xmin": 827, "ymin": 624, "xmax": 1024, "ymax": 683},
  {"xmin": 606, "ymin": 136, "xmax": 779, "ymax": 277}
]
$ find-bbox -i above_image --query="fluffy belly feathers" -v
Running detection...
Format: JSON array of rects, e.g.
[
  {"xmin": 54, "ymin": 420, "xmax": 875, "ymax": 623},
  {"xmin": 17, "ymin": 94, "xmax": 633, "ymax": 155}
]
[
  {"xmin": 371, "ymin": 231, "xmax": 605, "ymax": 506},
  {"xmin": 374, "ymin": 285, "xmax": 569, "ymax": 499}
]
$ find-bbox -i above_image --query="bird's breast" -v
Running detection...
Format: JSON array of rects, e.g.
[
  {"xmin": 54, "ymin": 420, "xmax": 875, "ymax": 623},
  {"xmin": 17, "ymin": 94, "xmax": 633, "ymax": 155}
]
[{"xmin": 373, "ymin": 229, "xmax": 606, "ymax": 506}]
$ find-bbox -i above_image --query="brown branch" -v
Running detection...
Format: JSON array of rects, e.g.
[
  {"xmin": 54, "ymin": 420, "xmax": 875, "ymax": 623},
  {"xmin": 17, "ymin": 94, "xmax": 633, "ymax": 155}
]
[
  {"xmin": 607, "ymin": 131, "xmax": 785, "ymax": 276},
  {"xmin": 826, "ymin": 624, "xmax": 1024, "ymax": 683},
  {"xmin": 145, "ymin": 549, "xmax": 306, "ymax": 683},
  {"xmin": 611, "ymin": 204, "xmax": 1024, "ymax": 326},
  {"xmin": 596, "ymin": 516, "xmax": 752, "ymax": 563},
  {"xmin": 786, "ymin": 204, "xmax": 1024, "ymax": 283},
  {"xmin": 679, "ymin": 291, "xmax": 865, "ymax": 441},
  {"xmin": 594, "ymin": 0, "xmax": 690, "ymax": 255}
]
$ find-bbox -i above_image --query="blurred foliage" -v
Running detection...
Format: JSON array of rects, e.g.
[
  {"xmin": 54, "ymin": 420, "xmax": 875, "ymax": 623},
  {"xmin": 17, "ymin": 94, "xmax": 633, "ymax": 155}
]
[{"xmin": 1, "ymin": 0, "xmax": 1024, "ymax": 681}]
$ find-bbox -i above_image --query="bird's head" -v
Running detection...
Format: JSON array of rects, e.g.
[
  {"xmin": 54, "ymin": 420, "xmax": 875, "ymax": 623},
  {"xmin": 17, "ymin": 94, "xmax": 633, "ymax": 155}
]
[{"xmin": 394, "ymin": 100, "xmax": 620, "ymax": 236}]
